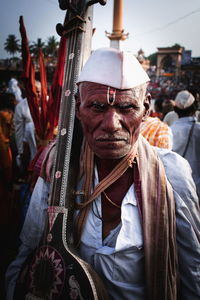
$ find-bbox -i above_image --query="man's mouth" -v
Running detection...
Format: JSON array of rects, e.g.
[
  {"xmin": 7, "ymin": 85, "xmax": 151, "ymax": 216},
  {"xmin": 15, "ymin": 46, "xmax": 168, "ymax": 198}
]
[{"xmin": 95, "ymin": 136, "xmax": 128, "ymax": 142}]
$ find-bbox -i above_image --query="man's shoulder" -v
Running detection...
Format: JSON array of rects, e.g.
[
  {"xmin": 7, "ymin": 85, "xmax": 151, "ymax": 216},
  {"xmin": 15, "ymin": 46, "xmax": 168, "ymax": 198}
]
[
  {"xmin": 156, "ymin": 147, "xmax": 191, "ymax": 176},
  {"xmin": 163, "ymin": 111, "xmax": 178, "ymax": 122},
  {"xmin": 15, "ymin": 98, "xmax": 28, "ymax": 111},
  {"xmin": 193, "ymin": 122, "xmax": 200, "ymax": 136},
  {"xmin": 194, "ymin": 120, "xmax": 200, "ymax": 129},
  {"xmin": 171, "ymin": 119, "xmax": 200, "ymax": 135},
  {"xmin": 17, "ymin": 97, "xmax": 27, "ymax": 105},
  {"xmin": 156, "ymin": 147, "xmax": 186, "ymax": 162},
  {"xmin": 155, "ymin": 147, "xmax": 197, "ymax": 197}
]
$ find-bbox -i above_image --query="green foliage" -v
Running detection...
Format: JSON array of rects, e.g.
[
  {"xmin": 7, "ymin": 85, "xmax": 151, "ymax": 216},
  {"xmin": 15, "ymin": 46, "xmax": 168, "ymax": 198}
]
[
  {"xmin": 147, "ymin": 52, "xmax": 157, "ymax": 65},
  {"xmin": 29, "ymin": 38, "xmax": 46, "ymax": 57},
  {"xmin": 28, "ymin": 36, "xmax": 59, "ymax": 58},
  {"xmin": 45, "ymin": 36, "xmax": 59, "ymax": 57},
  {"xmin": 4, "ymin": 34, "xmax": 20, "ymax": 57}
]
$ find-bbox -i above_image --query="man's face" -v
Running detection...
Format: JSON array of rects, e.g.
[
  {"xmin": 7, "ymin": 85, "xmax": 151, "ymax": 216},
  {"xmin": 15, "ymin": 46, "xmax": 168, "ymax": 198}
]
[
  {"xmin": 76, "ymin": 82, "xmax": 150, "ymax": 160},
  {"xmin": 35, "ymin": 83, "xmax": 42, "ymax": 99}
]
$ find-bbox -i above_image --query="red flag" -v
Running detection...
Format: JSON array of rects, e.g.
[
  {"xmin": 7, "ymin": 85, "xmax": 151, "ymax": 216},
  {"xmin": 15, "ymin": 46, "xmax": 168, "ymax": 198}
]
[
  {"xmin": 47, "ymin": 36, "xmax": 67, "ymax": 136},
  {"xmin": 38, "ymin": 49, "xmax": 48, "ymax": 138},
  {"xmin": 19, "ymin": 16, "xmax": 66, "ymax": 143},
  {"xmin": 19, "ymin": 16, "xmax": 41, "ymax": 136}
]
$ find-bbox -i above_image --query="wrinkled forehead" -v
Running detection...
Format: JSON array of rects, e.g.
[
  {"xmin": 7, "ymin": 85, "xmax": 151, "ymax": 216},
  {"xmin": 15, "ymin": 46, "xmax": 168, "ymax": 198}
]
[{"xmin": 78, "ymin": 82, "xmax": 146, "ymax": 102}]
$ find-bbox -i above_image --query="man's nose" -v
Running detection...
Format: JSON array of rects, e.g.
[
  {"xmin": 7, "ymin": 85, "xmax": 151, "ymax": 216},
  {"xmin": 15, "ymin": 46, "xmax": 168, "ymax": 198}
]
[{"xmin": 102, "ymin": 109, "xmax": 122, "ymax": 132}]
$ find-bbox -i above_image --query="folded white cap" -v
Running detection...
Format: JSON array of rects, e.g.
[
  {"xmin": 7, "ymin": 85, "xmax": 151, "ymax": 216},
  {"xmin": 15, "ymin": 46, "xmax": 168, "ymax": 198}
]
[
  {"xmin": 175, "ymin": 90, "xmax": 195, "ymax": 109},
  {"xmin": 77, "ymin": 47, "xmax": 150, "ymax": 89}
]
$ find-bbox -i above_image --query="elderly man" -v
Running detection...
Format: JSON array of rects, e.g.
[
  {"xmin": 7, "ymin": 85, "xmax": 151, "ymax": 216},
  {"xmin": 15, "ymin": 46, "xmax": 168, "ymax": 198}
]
[{"xmin": 6, "ymin": 48, "xmax": 200, "ymax": 300}]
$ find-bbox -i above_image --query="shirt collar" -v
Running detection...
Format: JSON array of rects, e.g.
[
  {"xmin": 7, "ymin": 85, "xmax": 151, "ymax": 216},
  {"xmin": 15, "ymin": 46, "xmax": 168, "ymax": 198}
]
[{"xmin": 94, "ymin": 165, "xmax": 137, "ymax": 206}]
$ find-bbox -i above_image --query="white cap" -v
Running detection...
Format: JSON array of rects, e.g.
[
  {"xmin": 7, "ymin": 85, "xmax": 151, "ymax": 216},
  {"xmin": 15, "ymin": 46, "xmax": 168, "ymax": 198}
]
[
  {"xmin": 77, "ymin": 47, "xmax": 150, "ymax": 89},
  {"xmin": 175, "ymin": 90, "xmax": 195, "ymax": 109}
]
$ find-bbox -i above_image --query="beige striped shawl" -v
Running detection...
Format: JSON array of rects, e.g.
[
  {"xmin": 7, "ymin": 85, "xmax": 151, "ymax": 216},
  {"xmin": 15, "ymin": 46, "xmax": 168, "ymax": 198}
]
[
  {"xmin": 41, "ymin": 135, "xmax": 178, "ymax": 299},
  {"xmin": 75, "ymin": 135, "xmax": 178, "ymax": 300}
]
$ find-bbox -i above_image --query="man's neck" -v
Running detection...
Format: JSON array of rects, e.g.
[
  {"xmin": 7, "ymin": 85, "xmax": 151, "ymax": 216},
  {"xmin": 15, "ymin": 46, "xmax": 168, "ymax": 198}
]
[
  {"xmin": 95, "ymin": 155, "xmax": 134, "ymax": 239},
  {"xmin": 95, "ymin": 156, "xmax": 122, "ymax": 178}
]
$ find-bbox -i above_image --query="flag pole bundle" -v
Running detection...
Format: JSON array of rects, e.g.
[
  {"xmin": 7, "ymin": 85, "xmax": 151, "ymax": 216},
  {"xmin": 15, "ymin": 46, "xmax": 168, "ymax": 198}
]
[{"xmin": 19, "ymin": 16, "xmax": 66, "ymax": 144}]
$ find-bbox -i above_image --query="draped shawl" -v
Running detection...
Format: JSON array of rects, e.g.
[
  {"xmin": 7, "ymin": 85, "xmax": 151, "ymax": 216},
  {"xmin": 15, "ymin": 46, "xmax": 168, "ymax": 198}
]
[{"xmin": 41, "ymin": 135, "xmax": 178, "ymax": 299}]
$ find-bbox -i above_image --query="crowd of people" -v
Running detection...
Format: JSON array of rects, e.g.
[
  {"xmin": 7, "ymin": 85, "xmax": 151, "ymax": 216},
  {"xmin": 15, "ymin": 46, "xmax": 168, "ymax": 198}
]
[
  {"xmin": 0, "ymin": 47, "xmax": 200, "ymax": 299},
  {"xmin": 0, "ymin": 76, "xmax": 54, "ymax": 299}
]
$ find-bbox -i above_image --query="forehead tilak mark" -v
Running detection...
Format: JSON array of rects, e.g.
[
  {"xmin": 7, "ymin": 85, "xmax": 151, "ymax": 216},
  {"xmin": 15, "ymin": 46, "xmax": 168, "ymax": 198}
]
[{"xmin": 107, "ymin": 86, "xmax": 116, "ymax": 106}]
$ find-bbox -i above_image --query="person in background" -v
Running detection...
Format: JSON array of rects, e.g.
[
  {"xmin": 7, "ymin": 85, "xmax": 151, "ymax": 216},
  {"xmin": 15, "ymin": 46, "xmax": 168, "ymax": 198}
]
[
  {"xmin": 13, "ymin": 81, "xmax": 43, "ymax": 232},
  {"xmin": 141, "ymin": 93, "xmax": 173, "ymax": 149},
  {"xmin": 0, "ymin": 93, "xmax": 15, "ymax": 224},
  {"xmin": 162, "ymin": 97, "xmax": 175, "ymax": 117},
  {"xmin": 151, "ymin": 97, "xmax": 163, "ymax": 119},
  {"xmin": 14, "ymin": 82, "xmax": 42, "ymax": 176},
  {"xmin": 0, "ymin": 92, "xmax": 16, "ymax": 300},
  {"xmin": 162, "ymin": 98, "xmax": 179, "ymax": 126},
  {"xmin": 140, "ymin": 115, "xmax": 173, "ymax": 149},
  {"xmin": 6, "ymin": 48, "xmax": 200, "ymax": 300},
  {"xmin": 7, "ymin": 77, "xmax": 23, "ymax": 103},
  {"xmin": 0, "ymin": 81, "xmax": 8, "ymax": 93},
  {"xmin": 163, "ymin": 109, "xmax": 179, "ymax": 126},
  {"xmin": 171, "ymin": 90, "xmax": 200, "ymax": 197}
]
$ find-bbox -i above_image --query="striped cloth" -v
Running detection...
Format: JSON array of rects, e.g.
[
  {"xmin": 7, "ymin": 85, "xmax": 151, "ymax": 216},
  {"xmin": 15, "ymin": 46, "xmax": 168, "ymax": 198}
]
[{"xmin": 140, "ymin": 116, "xmax": 172, "ymax": 149}]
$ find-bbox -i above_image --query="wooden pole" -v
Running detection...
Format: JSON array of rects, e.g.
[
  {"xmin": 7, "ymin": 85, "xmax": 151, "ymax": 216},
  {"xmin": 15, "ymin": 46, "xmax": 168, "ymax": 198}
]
[
  {"xmin": 105, "ymin": 0, "xmax": 128, "ymax": 49},
  {"xmin": 112, "ymin": 0, "xmax": 123, "ymax": 35}
]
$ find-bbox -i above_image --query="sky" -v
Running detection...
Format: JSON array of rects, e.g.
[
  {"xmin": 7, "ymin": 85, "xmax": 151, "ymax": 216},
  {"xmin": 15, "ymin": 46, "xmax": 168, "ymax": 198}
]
[{"xmin": 1, "ymin": 0, "xmax": 200, "ymax": 59}]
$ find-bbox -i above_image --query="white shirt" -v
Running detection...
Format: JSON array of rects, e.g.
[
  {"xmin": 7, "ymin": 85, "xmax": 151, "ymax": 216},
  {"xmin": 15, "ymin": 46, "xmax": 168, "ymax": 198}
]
[
  {"xmin": 171, "ymin": 116, "xmax": 200, "ymax": 197},
  {"xmin": 14, "ymin": 98, "xmax": 37, "ymax": 160},
  {"xmin": 79, "ymin": 167, "xmax": 145, "ymax": 299},
  {"xmin": 163, "ymin": 111, "xmax": 178, "ymax": 126},
  {"xmin": 5, "ymin": 149, "xmax": 200, "ymax": 300}
]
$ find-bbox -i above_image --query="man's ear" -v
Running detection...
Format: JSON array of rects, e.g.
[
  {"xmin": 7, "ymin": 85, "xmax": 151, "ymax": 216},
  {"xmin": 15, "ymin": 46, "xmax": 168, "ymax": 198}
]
[
  {"xmin": 75, "ymin": 91, "xmax": 81, "ymax": 120},
  {"xmin": 142, "ymin": 93, "xmax": 151, "ymax": 121}
]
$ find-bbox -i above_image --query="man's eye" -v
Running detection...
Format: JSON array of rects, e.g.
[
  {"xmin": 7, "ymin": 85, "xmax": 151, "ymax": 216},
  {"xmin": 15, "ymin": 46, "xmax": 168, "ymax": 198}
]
[
  {"xmin": 119, "ymin": 104, "xmax": 139, "ymax": 111},
  {"xmin": 91, "ymin": 103, "xmax": 105, "ymax": 111}
]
